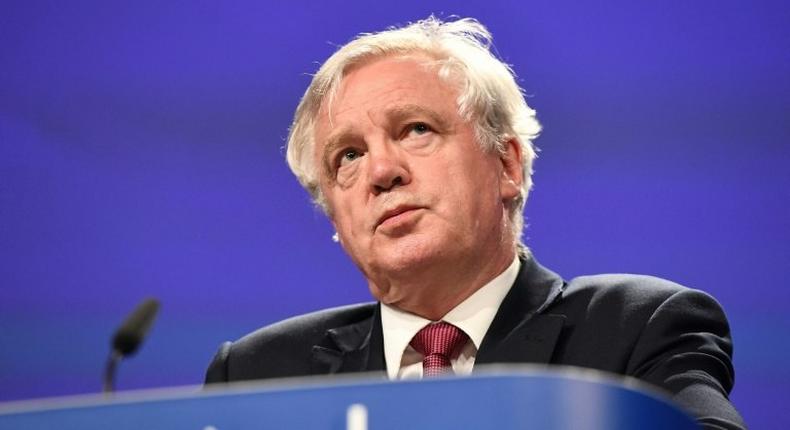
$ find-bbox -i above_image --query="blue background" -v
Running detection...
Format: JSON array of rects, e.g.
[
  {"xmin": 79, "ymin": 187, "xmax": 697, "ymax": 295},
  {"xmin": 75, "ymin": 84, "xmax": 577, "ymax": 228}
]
[{"xmin": 1, "ymin": 1, "xmax": 788, "ymax": 428}]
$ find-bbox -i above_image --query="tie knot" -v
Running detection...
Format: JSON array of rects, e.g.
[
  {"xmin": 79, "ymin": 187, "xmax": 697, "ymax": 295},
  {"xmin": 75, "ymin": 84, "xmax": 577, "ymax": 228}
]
[{"xmin": 410, "ymin": 322, "xmax": 467, "ymax": 359}]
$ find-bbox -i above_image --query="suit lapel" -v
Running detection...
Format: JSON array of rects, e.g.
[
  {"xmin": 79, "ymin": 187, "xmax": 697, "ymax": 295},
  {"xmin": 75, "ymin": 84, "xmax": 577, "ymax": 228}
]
[
  {"xmin": 311, "ymin": 304, "xmax": 386, "ymax": 375},
  {"xmin": 476, "ymin": 254, "xmax": 567, "ymax": 367},
  {"xmin": 475, "ymin": 314, "xmax": 566, "ymax": 365}
]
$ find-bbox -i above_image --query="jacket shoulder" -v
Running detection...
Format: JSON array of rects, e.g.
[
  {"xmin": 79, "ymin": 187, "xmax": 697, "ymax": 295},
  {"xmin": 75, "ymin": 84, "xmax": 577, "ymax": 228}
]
[
  {"xmin": 559, "ymin": 273, "xmax": 718, "ymax": 316},
  {"xmin": 205, "ymin": 302, "xmax": 377, "ymax": 383},
  {"xmin": 567, "ymin": 273, "xmax": 687, "ymax": 299},
  {"xmin": 555, "ymin": 273, "xmax": 729, "ymax": 335},
  {"xmin": 236, "ymin": 302, "xmax": 377, "ymax": 347}
]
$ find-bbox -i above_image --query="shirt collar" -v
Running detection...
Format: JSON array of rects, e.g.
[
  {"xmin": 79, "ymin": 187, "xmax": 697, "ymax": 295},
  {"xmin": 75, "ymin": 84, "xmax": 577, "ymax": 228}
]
[{"xmin": 380, "ymin": 256, "xmax": 521, "ymax": 379}]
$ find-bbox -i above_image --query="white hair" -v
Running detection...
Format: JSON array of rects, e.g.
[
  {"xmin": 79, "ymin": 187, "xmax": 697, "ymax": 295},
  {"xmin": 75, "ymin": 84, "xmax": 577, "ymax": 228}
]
[{"xmin": 286, "ymin": 16, "xmax": 541, "ymax": 243}]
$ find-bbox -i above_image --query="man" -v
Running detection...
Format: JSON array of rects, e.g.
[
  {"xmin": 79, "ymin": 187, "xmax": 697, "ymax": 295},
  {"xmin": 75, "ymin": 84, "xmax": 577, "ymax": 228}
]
[{"xmin": 206, "ymin": 17, "xmax": 744, "ymax": 429}]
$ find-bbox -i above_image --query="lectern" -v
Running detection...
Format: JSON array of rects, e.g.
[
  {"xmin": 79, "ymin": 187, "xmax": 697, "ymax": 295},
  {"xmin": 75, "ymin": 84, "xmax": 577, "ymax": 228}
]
[{"xmin": 0, "ymin": 367, "xmax": 698, "ymax": 429}]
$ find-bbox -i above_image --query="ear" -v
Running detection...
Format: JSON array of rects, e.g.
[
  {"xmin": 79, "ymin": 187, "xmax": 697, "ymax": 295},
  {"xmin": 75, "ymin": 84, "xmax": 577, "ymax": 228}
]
[{"xmin": 499, "ymin": 138, "xmax": 524, "ymax": 201}]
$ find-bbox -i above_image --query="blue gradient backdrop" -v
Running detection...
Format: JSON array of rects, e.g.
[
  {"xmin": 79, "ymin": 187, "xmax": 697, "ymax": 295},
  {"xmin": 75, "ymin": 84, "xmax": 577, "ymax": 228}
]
[{"xmin": 1, "ymin": 1, "xmax": 788, "ymax": 428}]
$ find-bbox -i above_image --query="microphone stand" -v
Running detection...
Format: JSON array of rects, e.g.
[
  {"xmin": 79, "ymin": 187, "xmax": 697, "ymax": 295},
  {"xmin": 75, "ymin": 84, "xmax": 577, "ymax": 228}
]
[{"xmin": 103, "ymin": 349, "xmax": 123, "ymax": 394}]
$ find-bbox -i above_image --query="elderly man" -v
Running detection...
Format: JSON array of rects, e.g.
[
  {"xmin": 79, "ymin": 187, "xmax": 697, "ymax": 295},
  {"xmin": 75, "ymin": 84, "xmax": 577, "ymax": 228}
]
[{"xmin": 206, "ymin": 17, "xmax": 744, "ymax": 429}]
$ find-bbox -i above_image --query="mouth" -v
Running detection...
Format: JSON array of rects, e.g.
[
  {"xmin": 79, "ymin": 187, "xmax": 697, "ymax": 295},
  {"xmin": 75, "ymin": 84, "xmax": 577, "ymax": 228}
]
[{"xmin": 375, "ymin": 205, "xmax": 424, "ymax": 230}]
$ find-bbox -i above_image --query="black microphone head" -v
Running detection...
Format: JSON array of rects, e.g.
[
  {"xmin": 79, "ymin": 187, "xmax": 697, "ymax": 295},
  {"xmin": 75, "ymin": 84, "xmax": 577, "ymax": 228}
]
[{"xmin": 111, "ymin": 298, "xmax": 160, "ymax": 357}]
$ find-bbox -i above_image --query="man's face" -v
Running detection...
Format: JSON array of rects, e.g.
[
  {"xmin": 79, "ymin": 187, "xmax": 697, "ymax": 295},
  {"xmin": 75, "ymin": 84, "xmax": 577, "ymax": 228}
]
[{"xmin": 313, "ymin": 54, "xmax": 522, "ymax": 305}]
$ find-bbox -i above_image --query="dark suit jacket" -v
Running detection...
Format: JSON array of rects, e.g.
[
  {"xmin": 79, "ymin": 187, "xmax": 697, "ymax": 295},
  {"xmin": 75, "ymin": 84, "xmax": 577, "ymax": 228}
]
[{"xmin": 205, "ymin": 256, "xmax": 745, "ymax": 429}]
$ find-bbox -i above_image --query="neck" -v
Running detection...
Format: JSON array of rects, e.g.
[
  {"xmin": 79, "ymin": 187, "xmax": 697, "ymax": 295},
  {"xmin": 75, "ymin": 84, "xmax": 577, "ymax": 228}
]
[{"xmin": 371, "ymin": 246, "xmax": 516, "ymax": 321}]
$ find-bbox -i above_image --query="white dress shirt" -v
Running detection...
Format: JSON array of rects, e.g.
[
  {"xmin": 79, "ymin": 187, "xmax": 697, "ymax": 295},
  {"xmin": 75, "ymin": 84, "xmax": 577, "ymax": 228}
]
[{"xmin": 380, "ymin": 257, "xmax": 520, "ymax": 379}]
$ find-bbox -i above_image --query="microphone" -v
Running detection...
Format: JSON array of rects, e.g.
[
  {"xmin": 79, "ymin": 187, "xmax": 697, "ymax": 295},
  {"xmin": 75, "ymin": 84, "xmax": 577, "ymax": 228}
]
[{"xmin": 103, "ymin": 298, "xmax": 160, "ymax": 393}]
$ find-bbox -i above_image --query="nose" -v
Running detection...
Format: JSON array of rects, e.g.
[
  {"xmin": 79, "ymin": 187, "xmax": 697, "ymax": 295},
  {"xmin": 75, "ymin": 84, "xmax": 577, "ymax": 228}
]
[{"xmin": 366, "ymin": 142, "xmax": 411, "ymax": 194}]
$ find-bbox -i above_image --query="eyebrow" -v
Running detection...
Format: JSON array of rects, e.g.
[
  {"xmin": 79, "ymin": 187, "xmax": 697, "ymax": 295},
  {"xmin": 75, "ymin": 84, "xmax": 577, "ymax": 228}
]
[{"xmin": 387, "ymin": 104, "xmax": 452, "ymax": 132}]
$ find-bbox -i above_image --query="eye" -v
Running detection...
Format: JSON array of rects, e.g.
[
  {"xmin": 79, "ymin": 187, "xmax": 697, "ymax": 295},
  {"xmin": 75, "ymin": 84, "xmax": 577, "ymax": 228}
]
[
  {"xmin": 338, "ymin": 148, "xmax": 362, "ymax": 167},
  {"xmin": 407, "ymin": 122, "xmax": 433, "ymax": 136}
]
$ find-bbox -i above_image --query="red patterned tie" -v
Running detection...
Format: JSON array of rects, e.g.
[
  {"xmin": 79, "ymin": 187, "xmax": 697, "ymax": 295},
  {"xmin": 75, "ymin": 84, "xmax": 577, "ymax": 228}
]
[{"xmin": 410, "ymin": 322, "xmax": 468, "ymax": 377}]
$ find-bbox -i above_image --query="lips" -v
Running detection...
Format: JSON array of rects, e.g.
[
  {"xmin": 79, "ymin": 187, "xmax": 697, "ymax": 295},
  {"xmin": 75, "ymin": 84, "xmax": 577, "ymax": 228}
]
[{"xmin": 375, "ymin": 205, "xmax": 423, "ymax": 230}]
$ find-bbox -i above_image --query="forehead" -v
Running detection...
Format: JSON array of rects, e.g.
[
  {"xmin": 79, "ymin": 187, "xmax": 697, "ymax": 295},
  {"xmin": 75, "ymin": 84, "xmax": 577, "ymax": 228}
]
[{"xmin": 315, "ymin": 54, "xmax": 461, "ymax": 136}]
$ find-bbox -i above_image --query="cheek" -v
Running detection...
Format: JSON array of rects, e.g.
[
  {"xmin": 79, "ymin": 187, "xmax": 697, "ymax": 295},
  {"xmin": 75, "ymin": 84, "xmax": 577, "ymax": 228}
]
[
  {"xmin": 331, "ymin": 195, "xmax": 368, "ymax": 239},
  {"xmin": 442, "ymin": 157, "xmax": 499, "ymax": 201},
  {"xmin": 428, "ymin": 165, "xmax": 488, "ymax": 222}
]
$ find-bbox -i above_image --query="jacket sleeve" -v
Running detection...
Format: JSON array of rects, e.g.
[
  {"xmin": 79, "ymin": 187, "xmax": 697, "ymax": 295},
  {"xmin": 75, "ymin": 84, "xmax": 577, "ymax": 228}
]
[
  {"xmin": 204, "ymin": 341, "xmax": 232, "ymax": 384},
  {"xmin": 627, "ymin": 288, "xmax": 746, "ymax": 429}
]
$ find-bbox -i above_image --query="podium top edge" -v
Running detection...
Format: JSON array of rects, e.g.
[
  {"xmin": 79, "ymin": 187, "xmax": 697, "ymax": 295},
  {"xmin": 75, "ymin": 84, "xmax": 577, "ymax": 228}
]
[{"xmin": 0, "ymin": 364, "xmax": 675, "ymax": 416}]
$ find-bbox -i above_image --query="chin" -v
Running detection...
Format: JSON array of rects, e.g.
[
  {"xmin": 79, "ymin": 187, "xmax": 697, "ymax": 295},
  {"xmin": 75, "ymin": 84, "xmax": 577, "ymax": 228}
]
[{"xmin": 367, "ymin": 234, "xmax": 452, "ymax": 277}]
